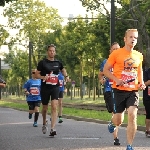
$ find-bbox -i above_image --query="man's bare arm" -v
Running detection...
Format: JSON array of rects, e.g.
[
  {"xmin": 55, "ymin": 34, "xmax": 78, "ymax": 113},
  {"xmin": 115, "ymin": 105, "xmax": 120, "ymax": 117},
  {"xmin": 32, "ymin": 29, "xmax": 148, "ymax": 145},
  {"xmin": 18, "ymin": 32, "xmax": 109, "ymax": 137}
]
[
  {"xmin": 103, "ymin": 62, "xmax": 117, "ymax": 82},
  {"xmin": 98, "ymin": 71, "xmax": 104, "ymax": 80},
  {"xmin": 0, "ymin": 83, "xmax": 6, "ymax": 88},
  {"xmin": 98, "ymin": 71, "xmax": 106, "ymax": 85}
]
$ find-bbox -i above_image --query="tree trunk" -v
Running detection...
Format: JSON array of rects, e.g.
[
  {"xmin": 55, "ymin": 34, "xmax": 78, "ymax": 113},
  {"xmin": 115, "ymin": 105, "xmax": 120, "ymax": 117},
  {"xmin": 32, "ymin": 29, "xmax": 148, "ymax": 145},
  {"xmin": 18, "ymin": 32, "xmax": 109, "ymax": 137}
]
[
  {"xmin": 92, "ymin": 57, "xmax": 96, "ymax": 101},
  {"xmin": 80, "ymin": 59, "xmax": 83, "ymax": 99}
]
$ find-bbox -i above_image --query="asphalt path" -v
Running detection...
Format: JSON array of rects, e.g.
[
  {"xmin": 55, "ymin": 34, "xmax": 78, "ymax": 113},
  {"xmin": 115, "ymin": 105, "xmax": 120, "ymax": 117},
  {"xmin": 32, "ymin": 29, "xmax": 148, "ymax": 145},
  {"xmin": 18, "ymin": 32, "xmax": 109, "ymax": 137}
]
[{"xmin": 0, "ymin": 107, "xmax": 150, "ymax": 150}]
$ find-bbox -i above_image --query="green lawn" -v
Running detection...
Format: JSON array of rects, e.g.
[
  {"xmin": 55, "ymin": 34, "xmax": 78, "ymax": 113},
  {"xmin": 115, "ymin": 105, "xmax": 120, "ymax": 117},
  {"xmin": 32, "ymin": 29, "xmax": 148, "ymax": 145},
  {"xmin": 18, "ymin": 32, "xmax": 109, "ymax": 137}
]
[{"xmin": 0, "ymin": 95, "xmax": 146, "ymax": 126}]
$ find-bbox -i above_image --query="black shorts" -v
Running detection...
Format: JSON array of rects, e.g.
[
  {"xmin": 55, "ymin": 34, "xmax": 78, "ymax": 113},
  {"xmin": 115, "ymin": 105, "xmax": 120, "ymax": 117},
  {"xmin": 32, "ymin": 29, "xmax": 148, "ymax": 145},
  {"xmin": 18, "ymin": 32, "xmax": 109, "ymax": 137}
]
[
  {"xmin": 143, "ymin": 100, "xmax": 150, "ymax": 119},
  {"xmin": 59, "ymin": 91, "xmax": 63, "ymax": 98},
  {"xmin": 27, "ymin": 101, "xmax": 41, "ymax": 110},
  {"xmin": 104, "ymin": 91, "xmax": 113, "ymax": 113},
  {"xmin": 112, "ymin": 88, "xmax": 139, "ymax": 113},
  {"xmin": 41, "ymin": 86, "xmax": 60, "ymax": 105}
]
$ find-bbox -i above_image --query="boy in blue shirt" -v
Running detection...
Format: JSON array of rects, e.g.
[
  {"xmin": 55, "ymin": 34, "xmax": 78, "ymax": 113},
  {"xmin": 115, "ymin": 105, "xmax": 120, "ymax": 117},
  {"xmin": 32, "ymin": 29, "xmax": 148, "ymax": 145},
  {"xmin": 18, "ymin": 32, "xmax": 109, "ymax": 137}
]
[{"xmin": 23, "ymin": 69, "xmax": 41, "ymax": 127}]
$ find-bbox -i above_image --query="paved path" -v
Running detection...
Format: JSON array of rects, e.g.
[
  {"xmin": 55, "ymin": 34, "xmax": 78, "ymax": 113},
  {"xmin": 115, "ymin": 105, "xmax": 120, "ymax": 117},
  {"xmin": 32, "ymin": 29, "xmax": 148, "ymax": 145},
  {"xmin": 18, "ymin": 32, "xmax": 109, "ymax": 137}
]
[{"xmin": 0, "ymin": 107, "xmax": 149, "ymax": 150}]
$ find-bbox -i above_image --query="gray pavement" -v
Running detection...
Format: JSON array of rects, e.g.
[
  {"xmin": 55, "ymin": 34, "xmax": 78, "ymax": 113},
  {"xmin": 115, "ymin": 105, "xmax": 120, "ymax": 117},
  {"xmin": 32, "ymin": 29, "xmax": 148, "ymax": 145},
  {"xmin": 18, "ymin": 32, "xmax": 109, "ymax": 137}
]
[{"xmin": 0, "ymin": 107, "xmax": 150, "ymax": 150}]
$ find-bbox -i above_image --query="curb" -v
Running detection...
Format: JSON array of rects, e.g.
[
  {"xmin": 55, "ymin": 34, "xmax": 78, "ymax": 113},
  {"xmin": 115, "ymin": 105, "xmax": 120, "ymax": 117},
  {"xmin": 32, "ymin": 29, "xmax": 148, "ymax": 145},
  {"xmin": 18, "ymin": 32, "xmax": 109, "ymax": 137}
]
[
  {"xmin": 62, "ymin": 114, "xmax": 145, "ymax": 132},
  {"xmin": 1, "ymin": 106, "xmax": 145, "ymax": 132}
]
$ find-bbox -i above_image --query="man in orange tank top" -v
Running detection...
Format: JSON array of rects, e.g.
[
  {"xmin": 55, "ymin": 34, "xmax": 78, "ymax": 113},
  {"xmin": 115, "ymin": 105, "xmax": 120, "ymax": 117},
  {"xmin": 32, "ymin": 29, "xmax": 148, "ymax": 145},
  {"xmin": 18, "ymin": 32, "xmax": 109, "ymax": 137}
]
[{"xmin": 103, "ymin": 29, "xmax": 146, "ymax": 150}]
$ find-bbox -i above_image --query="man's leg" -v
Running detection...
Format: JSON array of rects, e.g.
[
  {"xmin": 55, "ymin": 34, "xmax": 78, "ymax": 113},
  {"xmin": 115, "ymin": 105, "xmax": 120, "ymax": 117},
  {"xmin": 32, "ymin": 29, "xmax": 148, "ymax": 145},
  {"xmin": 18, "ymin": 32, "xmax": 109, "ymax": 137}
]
[
  {"xmin": 58, "ymin": 91, "xmax": 63, "ymax": 123},
  {"xmin": 42, "ymin": 105, "xmax": 48, "ymax": 125},
  {"xmin": 104, "ymin": 91, "xmax": 122, "ymax": 145},
  {"xmin": 49, "ymin": 87, "xmax": 59, "ymax": 136},
  {"xmin": 126, "ymin": 106, "xmax": 138, "ymax": 145},
  {"xmin": 144, "ymin": 101, "xmax": 150, "ymax": 137},
  {"xmin": 51, "ymin": 99, "xmax": 58, "ymax": 129},
  {"xmin": 58, "ymin": 98, "xmax": 63, "ymax": 117}
]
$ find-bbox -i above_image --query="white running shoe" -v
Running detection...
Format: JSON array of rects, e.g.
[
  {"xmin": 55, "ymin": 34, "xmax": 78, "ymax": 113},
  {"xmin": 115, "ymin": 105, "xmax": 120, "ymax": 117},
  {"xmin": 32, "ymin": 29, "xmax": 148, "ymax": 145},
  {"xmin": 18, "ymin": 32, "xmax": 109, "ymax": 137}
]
[{"xmin": 42, "ymin": 119, "xmax": 48, "ymax": 134}]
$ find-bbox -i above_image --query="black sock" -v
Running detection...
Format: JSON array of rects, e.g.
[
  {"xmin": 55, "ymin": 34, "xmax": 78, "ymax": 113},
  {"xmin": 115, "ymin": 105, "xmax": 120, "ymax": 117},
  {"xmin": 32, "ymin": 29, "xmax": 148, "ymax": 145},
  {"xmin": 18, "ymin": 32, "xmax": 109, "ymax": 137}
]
[{"xmin": 34, "ymin": 112, "xmax": 39, "ymax": 122}]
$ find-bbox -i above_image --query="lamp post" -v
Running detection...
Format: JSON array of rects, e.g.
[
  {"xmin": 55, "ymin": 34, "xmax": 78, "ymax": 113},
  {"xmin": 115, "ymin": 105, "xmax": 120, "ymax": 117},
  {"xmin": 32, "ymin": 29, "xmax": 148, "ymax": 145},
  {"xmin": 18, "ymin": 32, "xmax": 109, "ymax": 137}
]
[
  {"xmin": 29, "ymin": 41, "xmax": 33, "ymax": 79},
  {"xmin": 110, "ymin": 0, "xmax": 115, "ymax": 45}
]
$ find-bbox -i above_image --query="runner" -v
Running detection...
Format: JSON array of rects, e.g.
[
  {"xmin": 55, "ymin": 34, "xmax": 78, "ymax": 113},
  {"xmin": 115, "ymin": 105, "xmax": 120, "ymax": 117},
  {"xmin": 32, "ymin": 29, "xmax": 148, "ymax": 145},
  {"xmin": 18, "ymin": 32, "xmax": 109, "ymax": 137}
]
[
  {"xmin": 35, "ymin": 44, "xmax": 68, "ymax": 136},
  {"xmin": 103, "ymin": 29, "xmax": 146, "ymax": 150},
  {"xmin": 99, "ymin": 42, "xmax": 120, "ymax": 145},
  {"xmin": 58, "ymin": 71, "xmax": 65, "ymax": 123},
  {"xmin": 23, "ymin": 69, "xmax": 41, "ymax": 127},
  {"xmin": 143, "ymin": 67, "xmax": 150, "ymax": 137},
  {"xmin": 58, "ymin": 71, "xmax": 70, "ymax": 123}
]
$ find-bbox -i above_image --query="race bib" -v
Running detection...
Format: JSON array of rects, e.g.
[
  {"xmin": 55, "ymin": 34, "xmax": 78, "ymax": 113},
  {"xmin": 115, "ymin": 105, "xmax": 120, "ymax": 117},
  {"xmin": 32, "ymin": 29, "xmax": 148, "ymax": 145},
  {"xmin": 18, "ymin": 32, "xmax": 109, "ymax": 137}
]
[
  {"xmin": 148, "ymin": 86, "xmax": 150, "ymax": 96},
  {"xmin": 45, "ymin": 73, "xmax": 58, "ymax": 85},
  {"xmin": 121, "ymin": 71, "xmax": 137, "ymax": 88},
  {"xmin": 109, "ymin": 79, "xmax": 113, "ymax": 85},
  {"xmin": 59, "ymin": 80, "xmax": 63, "ymax": 87},
  {"xmin": 30, "ymin": 87, "xmax": 39, "ymax": 95}
]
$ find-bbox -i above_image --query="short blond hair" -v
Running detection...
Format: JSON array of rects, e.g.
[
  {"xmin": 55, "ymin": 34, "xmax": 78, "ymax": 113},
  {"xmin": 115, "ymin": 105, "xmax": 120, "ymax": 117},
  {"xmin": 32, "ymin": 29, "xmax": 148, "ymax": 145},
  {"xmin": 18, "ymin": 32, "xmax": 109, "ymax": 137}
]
[
  {"xmin": 125, "ymin": 29, "xmax": 138, "ymax": 37},
  {"xmin": 32, "ymin": 69, "xmax": 36, "ymax": 72}
]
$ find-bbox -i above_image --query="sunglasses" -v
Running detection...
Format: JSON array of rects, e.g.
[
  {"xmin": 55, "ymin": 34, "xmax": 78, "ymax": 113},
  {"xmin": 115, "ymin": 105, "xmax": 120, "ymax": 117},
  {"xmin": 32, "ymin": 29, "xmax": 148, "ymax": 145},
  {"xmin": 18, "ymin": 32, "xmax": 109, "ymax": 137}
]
[{"xmin": 32, "ymin": 72, "xmax": 35, "ymax": 74}]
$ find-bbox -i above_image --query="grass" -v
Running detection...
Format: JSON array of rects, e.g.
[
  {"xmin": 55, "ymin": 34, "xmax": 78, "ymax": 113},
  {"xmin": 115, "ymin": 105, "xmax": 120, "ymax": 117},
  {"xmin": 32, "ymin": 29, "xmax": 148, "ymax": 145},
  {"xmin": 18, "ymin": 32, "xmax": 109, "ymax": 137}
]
[{"xmin": 0, "ymin": 95, "xmax": 146, "ymax": 126}]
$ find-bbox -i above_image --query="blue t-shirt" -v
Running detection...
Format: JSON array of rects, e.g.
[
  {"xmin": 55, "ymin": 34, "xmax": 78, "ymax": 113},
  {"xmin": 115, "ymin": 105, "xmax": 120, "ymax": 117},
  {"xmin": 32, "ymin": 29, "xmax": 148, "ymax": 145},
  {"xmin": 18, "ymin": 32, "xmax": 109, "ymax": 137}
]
[
  {"xmin": 100, "ymin": 59, "xmax": 111, "ymax": 92},
  {"xmin": 23, "ymin": 79, "xmax": 41, "ymax": 101},
  {"xmin": 58, "ymin": 72, "xmax": 64, "ymax": 92}
]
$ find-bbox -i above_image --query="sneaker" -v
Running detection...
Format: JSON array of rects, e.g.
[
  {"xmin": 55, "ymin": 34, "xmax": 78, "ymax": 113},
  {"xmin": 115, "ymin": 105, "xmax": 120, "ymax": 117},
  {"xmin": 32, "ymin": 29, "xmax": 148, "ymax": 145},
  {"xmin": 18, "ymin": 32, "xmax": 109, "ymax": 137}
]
[
  {"xmin": 108, "ymin": 121, "xmax": 116, "ymax": 133},
  {"xmin": 114, "ymin": 137, "xmax": 120, "ymax": 145},
  {"xmin": 58, "ymin": 117, "xmax": 63, "ymax": 123},
  {"xmin": 33, "ymin": 122, "xmax": 38, "ymax": 127},
  {"xmin": 28, "ymin": 113, "xmax": 32, "ymax": 119},
  {"xmin": 42, "ymin": 120, "xmax": 48, "ymax": 134},
  {"xmin": 126, "ymin": 145, "xmax": 134, "ymax": 150},
  {"xmin": 49, "ymin": 129, "xmax": 57, "ymax": 136},
  {"xmin": 145, "ymin": 130, "xmax": 150, "ymax": 137}
]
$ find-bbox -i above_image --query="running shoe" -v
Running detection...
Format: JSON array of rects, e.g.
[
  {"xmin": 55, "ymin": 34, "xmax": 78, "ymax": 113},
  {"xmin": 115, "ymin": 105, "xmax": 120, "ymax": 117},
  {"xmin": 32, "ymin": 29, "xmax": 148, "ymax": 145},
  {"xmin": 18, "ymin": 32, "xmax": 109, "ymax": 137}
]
[
  {"xmin": 28, "ymin": 113, "xmax": 32, "ymax": 119},
  {"xmin": 114, "ymin": 137, "xmax": 120, "ymax": 145},
  {"xmin": 33, "ymin": 122, "xmax": 38, "ymax": 127},
  {"xmin": 49, "ymin": 129, "xmax": 57, "ymax": 136},
  {"xmin": 42, "ymin": 120, "xmax": 48, "ymax": 134},
  {"xmin": 58, "ymin": 117, "xmax": 63, "ymax": 123},
  {"xmin": 126, "ymin": 145, "xmax": 134, "ymax": 150},
  {"xmin": 108, "ymin": 121, "xmax": 116, "ymax": 133},
  {"xmin": 145, "ymin": 130, "xmax": 150, "ymax": 137}
]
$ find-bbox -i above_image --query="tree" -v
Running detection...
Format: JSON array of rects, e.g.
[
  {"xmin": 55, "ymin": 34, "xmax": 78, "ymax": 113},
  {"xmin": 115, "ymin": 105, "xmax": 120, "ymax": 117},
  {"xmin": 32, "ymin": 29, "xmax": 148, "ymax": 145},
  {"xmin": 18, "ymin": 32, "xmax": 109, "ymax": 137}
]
[
  {"xmin": 0, "ymin": 25, "xmax": 9, "ymax": 46},
  {"xmin": 3, "ymin": 0, "xmax": 63, "ymax": 66},
  {"xmin": 80, "ymin": 0, "xmax": 150, "ymax": 66},
  {"xmin": 4, "ymin": 48, "xmax": 29, "ymax": 95},
  {"xmin": 0, "ymin": 0, "xmax": 17, "ymax": 6}
]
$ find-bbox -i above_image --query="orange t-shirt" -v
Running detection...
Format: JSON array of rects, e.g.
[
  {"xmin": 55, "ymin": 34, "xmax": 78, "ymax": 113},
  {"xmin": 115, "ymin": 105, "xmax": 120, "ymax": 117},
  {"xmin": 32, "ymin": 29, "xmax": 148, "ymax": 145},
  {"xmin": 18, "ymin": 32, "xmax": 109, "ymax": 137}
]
[{"xmin": 107, "ymin": 48, "xmax": 143, "ymax": 91}]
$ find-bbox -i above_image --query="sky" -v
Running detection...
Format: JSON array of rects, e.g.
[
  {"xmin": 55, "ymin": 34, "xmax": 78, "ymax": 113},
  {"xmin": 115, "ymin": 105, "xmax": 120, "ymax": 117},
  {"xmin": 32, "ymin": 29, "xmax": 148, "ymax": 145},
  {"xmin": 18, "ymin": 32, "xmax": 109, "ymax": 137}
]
[
  {"xmin": 0, "ymin": 0, "xmax": 91, "ymax": 26},
  {"xmin": 0, "ymin": 0, "xmax": 92, "ymax": 55}
]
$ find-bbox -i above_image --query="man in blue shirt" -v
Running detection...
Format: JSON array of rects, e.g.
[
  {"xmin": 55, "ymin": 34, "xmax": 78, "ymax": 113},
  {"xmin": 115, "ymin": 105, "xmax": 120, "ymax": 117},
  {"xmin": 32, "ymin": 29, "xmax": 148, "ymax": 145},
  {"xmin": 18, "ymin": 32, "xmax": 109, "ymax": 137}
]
[
  {"xmin": 58, "ymin": 72, "xmax": 65, "ymax": 123},
  {"xmin": 23, "ymin": 69, "xmax": 41, "ymax": 127},
  {"xmin": 99, "ymin": 42, "xmax": 120, "ymax": 145}
]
